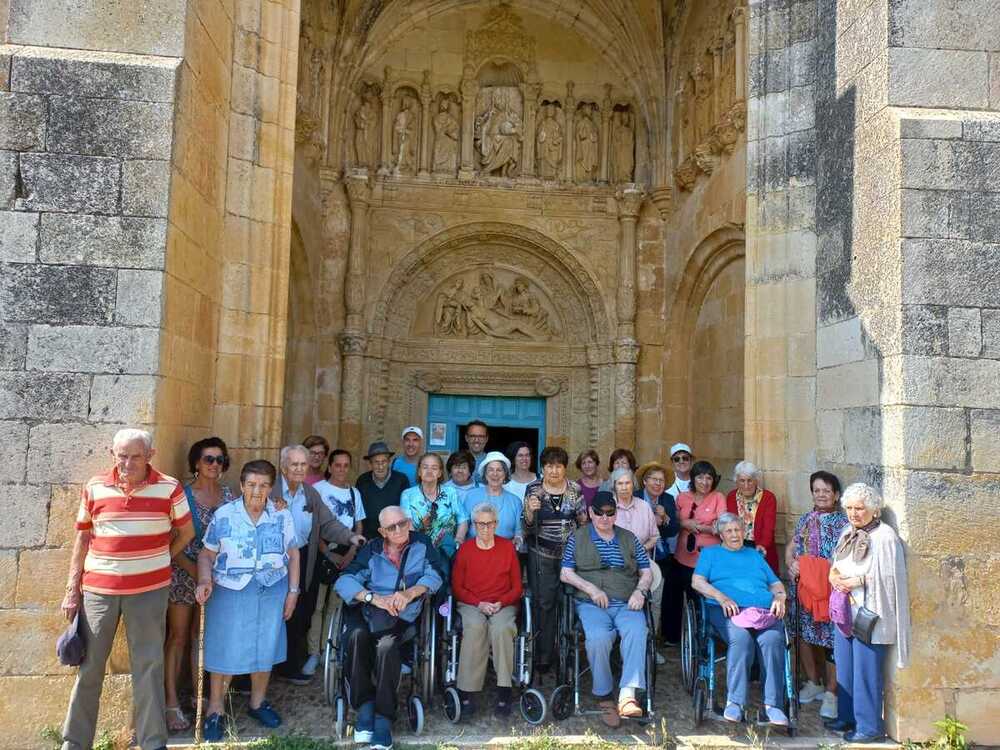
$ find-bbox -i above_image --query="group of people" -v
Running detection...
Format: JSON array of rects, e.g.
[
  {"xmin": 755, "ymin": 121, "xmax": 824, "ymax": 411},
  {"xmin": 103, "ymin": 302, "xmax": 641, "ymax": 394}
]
[{"xmin": 56, "ymin": 423, "xmax": 910, "ymax": 750}]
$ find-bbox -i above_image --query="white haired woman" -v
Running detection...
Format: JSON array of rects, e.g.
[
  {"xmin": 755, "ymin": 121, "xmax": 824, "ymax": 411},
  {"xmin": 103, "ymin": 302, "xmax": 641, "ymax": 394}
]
[
  {"xmin": 451, "ymin": 503, "xmax": 523, "ymax": 717},
  {"xmin": 725, "ymin": 460, "xmax": 779, "ymax": 574},
  {"xmin": 826, "ymin": 483, "xmax": 910, "ymax": 743},
  {"xmin": 464, "ymin": 450, "xmax": 523, "ymax": 545}
]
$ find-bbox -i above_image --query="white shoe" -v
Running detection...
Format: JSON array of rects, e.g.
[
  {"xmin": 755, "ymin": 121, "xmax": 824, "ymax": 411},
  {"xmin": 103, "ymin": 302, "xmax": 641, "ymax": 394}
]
[
  {"xmin": 301, "ymin": 654, "xmax": 319, "ymax": 677},
  {"xmin": 400, "ymin": 662, "xmax": 412, "ymax": 675},
  {"xmin": 820, "ymin": 691, "xmax": 837, "ymax": 719},
  {"xmin": 353, "ymin": 729, "xmax": 373, "ymax": 743},
  {"xmin": 655, "ymin": 651, "xmax": 666, "ymax": 666},
  {"xmin": 798, "ymin": 680, "xmax": 824, "ymax": 703}
]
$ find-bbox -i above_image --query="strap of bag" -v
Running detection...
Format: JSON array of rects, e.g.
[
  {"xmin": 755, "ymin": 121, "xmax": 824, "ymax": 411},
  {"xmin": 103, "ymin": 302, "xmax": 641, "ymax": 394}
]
[
  {"xmin": 393, "ymin": 545, "xmax": 412, "ymax": 592},
  {"xmin": 184, "ymin": 485, "xmax": 203, "ymax": 541}
]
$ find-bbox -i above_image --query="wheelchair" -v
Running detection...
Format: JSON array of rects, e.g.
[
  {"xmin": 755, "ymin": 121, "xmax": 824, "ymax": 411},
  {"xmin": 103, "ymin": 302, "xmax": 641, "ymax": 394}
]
[
  {"xmin": 323, "ymin": 594, "xmax": 436, "ymax": 739},
  {"xmin": 438, "ymin": 591, "xmax": 548, "ymax": 724},
  {"xmin": 682, "ymin": 590, "xmax": 799, "ymax": 735},
  {"xmin": 549, "ymin": 585, "xmax": 657, "ymax": 723}
]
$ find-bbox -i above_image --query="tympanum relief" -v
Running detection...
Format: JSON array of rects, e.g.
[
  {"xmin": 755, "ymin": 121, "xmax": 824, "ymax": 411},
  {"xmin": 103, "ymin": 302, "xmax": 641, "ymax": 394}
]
[{"xmin": 431, "ymin": 271, "xmax": 560, "ymax": 341}]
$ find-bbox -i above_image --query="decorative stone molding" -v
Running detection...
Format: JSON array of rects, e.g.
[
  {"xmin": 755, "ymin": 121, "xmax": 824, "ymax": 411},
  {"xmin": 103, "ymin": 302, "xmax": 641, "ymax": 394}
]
[
  {"xmin": 338, "ymin": 331, "xmax": 368, "ymax": 356},
  {"xmin": 465, "ymin": 4, "xmax": 537, "ymax": 78},
  {"xmin": 535, "ymin": 375, "xmax": 562, "ymax": 396},
  {"xmin": 414, "ymin": 371, "xmax": 443, "ymax": 393}
]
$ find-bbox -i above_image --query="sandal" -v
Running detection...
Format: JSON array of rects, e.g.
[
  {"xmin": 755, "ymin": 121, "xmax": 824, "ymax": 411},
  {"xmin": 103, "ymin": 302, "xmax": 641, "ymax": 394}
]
[
  {"xmin": 599, "ymin": 699, "xmax": 621, "ymax": 728},
  {"xmin": 618, "ymin": 697, "xmax": 643, "ymax": 718},
  {"xmin": 166, "ymin": 706, "xmax": 190, "ymax": 732}
]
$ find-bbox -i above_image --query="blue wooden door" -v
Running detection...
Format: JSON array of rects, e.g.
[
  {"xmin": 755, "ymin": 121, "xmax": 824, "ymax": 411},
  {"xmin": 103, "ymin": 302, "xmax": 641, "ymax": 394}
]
[{"xmin": 426, "ymin": 394, "xmax": 546, "ymax": 457}]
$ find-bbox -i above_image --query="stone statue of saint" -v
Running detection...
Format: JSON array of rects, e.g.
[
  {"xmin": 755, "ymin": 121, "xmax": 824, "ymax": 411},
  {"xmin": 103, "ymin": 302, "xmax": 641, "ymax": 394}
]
[
  {"xmin": 478, "ymin": 87, "xmax": 522, "ymax": 178},
  {"xmin": 432, "ymin": 96, "xmax": 460, "ymax": 174},
  {"xmin": 535, "ymin": 103, "xmax": 563, "ymax": 180},
  {"xmin": 611, "ymin": 109, "xmax": 635, "ymax": 183},
  {"xmin": 575, "ymin": 103, "xmax": 599, "ymax": 182},
  {"xmin": 393, "ymin": 95, "xmax": 417, "ymax": 173},
  {"xmin": 353, "ymin": 86, "xmax": 379, "ymax": 169}
]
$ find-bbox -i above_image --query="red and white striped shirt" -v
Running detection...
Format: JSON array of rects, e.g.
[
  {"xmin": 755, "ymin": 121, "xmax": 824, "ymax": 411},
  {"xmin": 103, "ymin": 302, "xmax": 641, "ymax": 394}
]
[{"xmin": 76, "ymin": 466, "xmax": 192, "ymax": 595}]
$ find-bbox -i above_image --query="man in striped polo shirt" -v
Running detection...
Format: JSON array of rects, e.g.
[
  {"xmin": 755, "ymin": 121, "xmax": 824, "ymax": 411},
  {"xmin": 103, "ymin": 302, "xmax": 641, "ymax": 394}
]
[{"xmin": 60, "ymin": 428, "xmax": 194, "ymax": 750}]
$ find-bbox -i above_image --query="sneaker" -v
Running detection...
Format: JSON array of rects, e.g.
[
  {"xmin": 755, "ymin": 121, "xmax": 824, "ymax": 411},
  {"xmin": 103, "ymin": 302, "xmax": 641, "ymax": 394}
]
[
  {"xmin": 278, "ymin": 670, "xmax": 312, "ymax": 685},
  {"xmin": 798, "ymin": 680, "xmax": 824, "ymax": 704},
  {"xmin": 400, "ymin": 662, "xmax": 412, "ymax": 675},
  {"xmin": 372, "ymin": 713, "xmax": 393, "ymax": 750},
  {"xmin": 354, "ymin": 729, "xmax": 374, "ymax": 743},
  {"xmin": 655, "ymin": 651, "xmax": 666, "ymax": 666},
  {"xmin": 203, "ymin": 713, "xmax": 226, "ymax": 742},
  {"xmin": 765, "ymin": 705, "xmax": 789, "ymax": 727},
  {"xmin": 247, "ymin": 700, "xmax": 282, "ymax": 728},
  {"xmin": 723, "ymin": 702, "xmax": 743, "ymax": 722},
  {"xmin": 820, "ymin": 691, "xmax": 837, "ymax": 720},
  {"xmin": 301, "ymin": 654, "xmax": 320, "ymax": 677}
]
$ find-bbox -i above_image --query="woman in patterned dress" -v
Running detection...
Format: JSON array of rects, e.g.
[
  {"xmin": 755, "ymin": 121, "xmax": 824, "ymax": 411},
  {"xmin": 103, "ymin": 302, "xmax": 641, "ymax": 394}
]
[
  {"xmin": 164, "ymin": 437, "xmax": 234, "ymax": 732},
  {"xmin": 401, "ymin": 452, "xmax": 469, "ymax": 564},
  {"xmin": 786, "ymin": 470, "xmax": 849, "ymax": 720}
]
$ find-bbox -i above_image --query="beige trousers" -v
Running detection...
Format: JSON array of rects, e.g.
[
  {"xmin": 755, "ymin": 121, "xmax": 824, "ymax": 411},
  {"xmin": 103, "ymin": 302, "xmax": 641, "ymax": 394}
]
[
  {"xmin": 650, "ymin": 561, "xmax": 664, "ymax": 638},
  {"xmin": 307, "ymin": 582, "xmax": 344, "ymax": 657},
  {"xmin": 456, "ymin": 602, "xmax": 517, "ymax": 692},
  {"xmin": 62, "ymin": 587, "xmax": 169, "ymax": 750}
]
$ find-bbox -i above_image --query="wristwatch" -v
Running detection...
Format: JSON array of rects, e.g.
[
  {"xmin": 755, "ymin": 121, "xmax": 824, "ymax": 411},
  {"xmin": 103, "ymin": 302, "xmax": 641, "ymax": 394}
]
[
  {"xmin": 289, "ymin": 586, "xmax": 300, "ymax": 594},
  {"xmin": 364, "ymin": 591, "xmax": 374, "ymax": 604}
]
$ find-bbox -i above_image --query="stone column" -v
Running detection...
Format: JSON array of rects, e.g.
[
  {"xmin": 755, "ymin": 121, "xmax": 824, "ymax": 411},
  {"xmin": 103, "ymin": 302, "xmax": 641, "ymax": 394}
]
[
  {"xmin": 378, "ymin": 66, "xmax": 394, "ymax": 175},
  {"xmin": 613, "ymin": 340, "xmax": 640, "ymax": 453},
  {"xmin": 521, "ymin": 82, "xmax": 541, "ymax": 178},
  {"xmin": 712, "ymin": 35, "xmax": 723, "ymax": 125},
  {"xmin": 732, "ymin": 7, "xmax": 747, "ymax": 102},
  {"xmin": 563, "ymin": 81, "xmax": 576, "ymax": 183},
  {"xmin": 600, "ymin": 84, "xmax": 612, "ymax": 183},
  {"xmin": 613, "ymin": 187, "xmax": 643, "ymax": 449},
  {"xmin": 459, "ymin": 68, "xmax": 478, "ymax": 180},
  {"xmin": 418, "ymin": 71, "xmax": 432, "ymax": 178},
  {"xmin": 337, "ymin": 332, "xmax": 368, "ymax": 461}
]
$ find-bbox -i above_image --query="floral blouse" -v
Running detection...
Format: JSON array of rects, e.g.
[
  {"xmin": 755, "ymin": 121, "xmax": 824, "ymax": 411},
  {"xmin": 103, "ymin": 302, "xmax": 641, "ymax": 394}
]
[
  {"xmin": 401, "ymin": 483, "xmax": 469, "ymax": 558},
  {"xmin": 202, "ymin": 498, "xmax": 295, "ymax": 591}
]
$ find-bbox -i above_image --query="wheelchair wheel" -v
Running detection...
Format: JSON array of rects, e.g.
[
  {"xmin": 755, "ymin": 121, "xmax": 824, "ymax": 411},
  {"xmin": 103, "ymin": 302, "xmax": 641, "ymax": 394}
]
[
  {"xmin": 693, "ymin": 677, "xmax": 708, "ymax": 728},
  {"xmin": 443, "ymin": 686, "xmax": 461, "ymax": 723},
  {"xmin": 550, "ymin": 684, "xmax": 572, "ymax": 721},
  {"xmin": 680, "ymin": 595, "xmax": 697, "ymax": 694},
  {"xmin": 408, "ymin": 695, "xmax": 425, "ymax": 734},
  {"xmin": 787, "ymin": 697, "xmax": 798, "ymax": 737},
  {"xmin": 520, "ymin": 687, "xmax": 547, "ymax": 725},
  {"xmin": 334, "ymin": 696, "xmax": 346, "ymax": 739},
  {"xmin": 323, "ymin": 605, "xmax": 343, "ymax": 706}
]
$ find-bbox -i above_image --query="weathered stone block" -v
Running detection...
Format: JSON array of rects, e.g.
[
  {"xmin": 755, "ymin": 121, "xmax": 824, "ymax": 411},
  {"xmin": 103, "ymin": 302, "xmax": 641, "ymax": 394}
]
[
  {"xmin": 115, "ymin": 269, "xmax": 164, "ymax": 325},
  {"xmin": 883, "ymin": 405, "xmax": 968, "ymax": 470},
  {"xmin": 40, "ymin": 214, "xmax": 166, "ymax": 268},
  {"xmin": 817, "ymin": 315, "xmax": 865, "ymax": 368},
  {"xmin": 902, "ymin": 238, "xmax": 1000, "ymax": 307},
  {"xmin": 0, "ymin": 610, "xmax": 70, "ymax": 675},
  {"xmin": 15, "ymin": 548, "xmax": 72, "ymax": 607},
  {"xmin": 956, "ymin": 690, "xmax": 1000, "ymax": 744},
  {"xmin": 0, "ymin": 483, "xmax": 47, "ymax": 546},
  {"xmin": 0, "ymin": 149, "xmax": 16, "ymax": 208},
  {"xmin": 991, "ymin": 53, "xmax": 1000, "ymax": 109},
  {"xmin": 884, "ymin": 353, "xmax": 1000, "ymax": 408},
  {"xmin": 0, "ymin": 47, "xmax": 15, "ymax": 91},
  {"xmin": 970, "ymin": 408, "xmax": 1000, "ymax": 473},
  {"xmin": 89, "ymin": 374, "xmax": 158, "ymax": 423},
  {"xmin": 0, "ymin": 420, "xmax": 28, "ymax": 482},
  {"xmin": 889, "ymin": 48, "xmax": 989, "ymax": 109},
  {"xmin": 888, "ymin": 0, "xmax": 1000, "ymax": 53},
  {"xmin": 0, "ymin": 371, "xmax": 90, "ymax": 420},
  {"xmin": 816, "ymin": 357, "xmax": 879, "ymax": 408},
  {"xmin": 27, "ymin": 422, "xmax": 114, "ymax": 483},
  {"xmin": 27, "ymin": 324, "xmax": 160, "ymax": 375},
  {"xmin": 982, "ymin": 309, "xmax": 1000, "ymax": 359},
  {"xmin": 963, "ymin": 120, "xmax": 1000, "ymax": 143},
  {"xmin": 900, "ymin": 189, "xmax": 969, "ymax": 239},
  {"xmin": 0, "ymin": 91, "xmax": 46, "ymax": 150},
  {"xmin": 0, "ymin": 209, "xmax": 37, "ymax": 262},
  {"xmin": 0, "ymin": 322, "xmax": 27, "ymax": 370},
  {"xmin": 18, "ymin": 153, "xmax": 119, "ymax": 213},
  {"xmin": 899, "ymin": 116, "xmax": 963, "ymax": 141},
  {"xmin": 948, "ymin": 307, "xmax": 982, "ymax": 357},
  {"xmin": 901, "ymin": 138, "xmax": 1000, "ymax": 192},
  {"xmin": 0, "ymin": 263, "xmax": 116, "ymax": 324},
  {"xmin": 901, "ymin": 304, "xmax": 948, "ymax": 356},
  {"xmin": 47, "ymin": 96, "xmax": 173, "ymax": 159},
  {"xmin": 0, "ymin": 550, "xmax": 16, "ymax": 608},
  {"xmin": 122, "ymin": 159, "xmax": 170, "ymax": 217},
  {"xmin": 47, "ymin": 484, "xmax": 81, "ymax": 547}
]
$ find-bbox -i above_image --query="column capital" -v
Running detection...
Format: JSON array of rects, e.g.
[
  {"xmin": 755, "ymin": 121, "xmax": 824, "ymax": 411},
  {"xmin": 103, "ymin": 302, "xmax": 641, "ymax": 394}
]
[
  {"xmin": 345, "ymin": 174, "xmax": 372, "ymax": 207},
  {"xmin": 614, "ymin": 338, "xmax": 640, "ymax": 364},
  {"xmin": 339, "ymin": 330, "xmax": 368, "ymax": 356},
  {"xmin": 615, "ymin": 186, "xmax": 645, "ymax": 219}
]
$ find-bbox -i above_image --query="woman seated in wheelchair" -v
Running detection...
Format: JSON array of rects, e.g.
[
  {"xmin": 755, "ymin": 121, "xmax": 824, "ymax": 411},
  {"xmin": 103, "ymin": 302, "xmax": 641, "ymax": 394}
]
[
  {"xmin": 560, "ymin": 493, "xmax": 652, "ymax": 728},
  {"xmin": 691, "ymin": 512, "xmax": 790, "ymax": 726},
  {"xmin": 451, "ymin": 503, "xmax": 523, "ymax": 718}
]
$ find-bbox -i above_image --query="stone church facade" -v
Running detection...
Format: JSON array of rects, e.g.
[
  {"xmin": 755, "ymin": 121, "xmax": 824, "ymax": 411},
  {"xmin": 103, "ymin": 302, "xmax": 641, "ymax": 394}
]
[{"xmin": 0, "ymin": 0, "xmax": 998, "ymax": 744}]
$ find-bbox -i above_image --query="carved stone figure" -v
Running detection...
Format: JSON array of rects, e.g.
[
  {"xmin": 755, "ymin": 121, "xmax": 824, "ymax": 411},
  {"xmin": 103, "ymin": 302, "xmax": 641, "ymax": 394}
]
[
  {"xmin": 393, "ymin": 94, "xmax": 418, "ymax": 173},
  {"xmin": 432, "ymin": 271, "xmax": 558, "ymax": 341},
  {"xmin": 432, "ymin": 95, "xmax": 460, "ymax": 174},
  {"xmin": 574, "ymin": 103, "xmax": 599, "ymax": 182},
  {"xmin": 476, "ymin": 87, "xmax": 523, "ymax": 177},
  {"xmin": 535, "ymin": 102, "xmax": 563, "ymax": 179},
  {"xmin": 611, "ymin": 109, "xmax": 635, "ymax": 183},
  {"xmin": 353, "ymin": 84, "xmax": 380, "ymax": 169}
]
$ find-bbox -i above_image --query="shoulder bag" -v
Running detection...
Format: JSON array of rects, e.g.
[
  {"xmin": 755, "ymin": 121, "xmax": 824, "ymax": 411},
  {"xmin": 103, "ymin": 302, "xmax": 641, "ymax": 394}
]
[
  {"xmin": 364, "ymin": 545, "xmax": 412, "ymax": 635},
  {"xmin": 851, "ymin": 580, "xmax": 880, "ymax": 645}
]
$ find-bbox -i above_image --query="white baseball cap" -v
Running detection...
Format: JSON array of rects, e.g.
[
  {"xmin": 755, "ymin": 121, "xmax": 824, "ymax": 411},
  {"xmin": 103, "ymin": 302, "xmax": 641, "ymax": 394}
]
[
  {"xmin": 401, "ymin": 425, "xmax": 424, "ymax": 440},
  {"xmin": 670, "ymin": 443, "xmax": 692, "ymax": 457}
]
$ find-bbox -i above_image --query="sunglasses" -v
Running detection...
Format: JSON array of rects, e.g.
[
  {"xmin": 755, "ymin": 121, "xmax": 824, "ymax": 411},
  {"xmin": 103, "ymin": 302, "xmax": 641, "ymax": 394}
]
[
  {"xmin": 202, "ymin": 455, "xmax": 226, "ymax": 466},
  {"xmin": 672, "ymin": 454, "xmax": 692, "ymax": 463},
  {"xmin": 591, "ymin": 508, "xmax": 617, "ymax": 517},
  {"xmin": 382, "ymin": 520, "xmax": 409, "ymax": 533}
]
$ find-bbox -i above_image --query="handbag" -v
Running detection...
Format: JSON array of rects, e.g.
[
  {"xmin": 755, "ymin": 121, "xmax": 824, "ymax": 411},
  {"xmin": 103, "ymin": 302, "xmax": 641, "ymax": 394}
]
[
  {"xmin": 317, "ymin": 488, "xmax": 361, "ymax": 585},
  {"xmin": 851, "ymin": 582, "xmax": 880, "ymax": 645},
  {"xmin": 364, "ymin": 546, "xmax": 412, "ymax": 635}
]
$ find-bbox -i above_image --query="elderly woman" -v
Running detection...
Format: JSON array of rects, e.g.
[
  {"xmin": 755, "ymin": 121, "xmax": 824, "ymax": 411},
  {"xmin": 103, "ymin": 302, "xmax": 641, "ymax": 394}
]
[
  {"xmin": 464, "ymin": 451, "xmax": 523, "ymax": 545},
  {"xmin": 195, "ymin": 460, "xmax": 298, "ymax": 740},
  {"xmin": 786, "ymin": 470, "xmax": 848, "ymax": 719},
  {"xmin": 164, "ymin": 437, "xmax": 234, "ymax": 732},
  {"xmin": 692, "ymin": 513, "xmax": 790, "ymax": 725},
  {"xmin": 574, "ymin": 449, "xmax": 602, "ymax": 509},
  {"xmin": 451, "ymin": 503, "xmax": 523, "ymax": 718},
  {"xmin": 303, "ymin": 434, "xmax": 330, "ymax": 485},
  {"xmin": 401, "ymin": 452, "xmax": 469, "ymax": 561},
  {"xmin": 504, "ymin": 441, "xmax": 538, "ymax": 500},
  {"xmin": 444, "ymin": 450, "xmax": 478, "ymax": 506},
  {"xmin": 826, "ymin": 483, "xmax": 910, "ymax": 743},
  {"xmin": 725, "ymin": 460, "xmax": 779, "ymax": 574},
  {"xmin": 663, "ymin": 460, "xmax": 726, "ymax": 644}
]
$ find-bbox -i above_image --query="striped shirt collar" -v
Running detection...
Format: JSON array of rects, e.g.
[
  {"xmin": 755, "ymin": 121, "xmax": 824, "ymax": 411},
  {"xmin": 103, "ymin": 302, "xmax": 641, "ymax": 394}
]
[{"xmin": 98, "ymin": 465, "xmax": 163, "ymax": 489}]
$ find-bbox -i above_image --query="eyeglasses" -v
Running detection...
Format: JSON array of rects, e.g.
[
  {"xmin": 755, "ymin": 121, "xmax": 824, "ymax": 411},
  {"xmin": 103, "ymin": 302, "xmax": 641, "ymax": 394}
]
[
  {"xmin": 474, "ymin": 520, "xmax": 497, "ymax": 528},
  {"xmin": 308, "ymin": 449, "xmax": 327, "ymax": 456},
  {"xmin": 672, "ymin": 454, "xmax": 692, "ymax": 463},
  {"xmin": 591, "ymin": 508, "xmax": 617, "ymax": 517},
  {"xmin": 382, "ymin": 520, "xmax": 409, "ymax": 533},
  {"xmin": 202, "ymin": 455, "xmax": 226, "ymax": 465}
]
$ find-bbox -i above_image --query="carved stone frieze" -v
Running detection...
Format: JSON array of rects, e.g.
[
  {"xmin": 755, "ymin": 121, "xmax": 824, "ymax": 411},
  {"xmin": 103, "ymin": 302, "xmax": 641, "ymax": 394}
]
[
  {"xmin": 432, "ymin": 271, "xmax": 560, "ymax": 341},
  {"xmin": 464, "ymin": 4, "xmax": 537, "ymax": 78}
]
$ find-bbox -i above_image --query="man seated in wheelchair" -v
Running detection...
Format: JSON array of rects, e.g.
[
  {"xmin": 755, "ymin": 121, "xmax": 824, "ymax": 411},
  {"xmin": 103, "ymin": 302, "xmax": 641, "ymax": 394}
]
[
  {"xmin": 560, "ymin": 493, "xmax": 653, "ymax": 727},
  {"xmin": 334, "ymin": 506, "xmax": 445, "ymax": 750},
  {"xmin": 451, "ymin": 502, "xmax": 523, "ymax": 718},
  {"xmin": 691, "ymin": 511, "xmax": 790, "ymax": 726}
]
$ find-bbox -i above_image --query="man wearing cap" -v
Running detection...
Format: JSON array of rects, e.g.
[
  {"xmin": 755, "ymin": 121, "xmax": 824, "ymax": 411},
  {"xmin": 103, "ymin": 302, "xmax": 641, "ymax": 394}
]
[
  {"xmin": 391, "ymin": 426, "xmax": 424, "ymax": 487},
  {"xmin": 357, "ymin": 441, "xmax": 411, "ymax": 540},
  {"xmin": 667, "ymin": 443, "xmax": 694, "ymax": 499},
  {"xmin": 560, "ymin": 493, "xmax": 652, "ymax": 727},
  {"xmin": 464, "ymin": 419, "xmax": 490, "ymax": 472}
]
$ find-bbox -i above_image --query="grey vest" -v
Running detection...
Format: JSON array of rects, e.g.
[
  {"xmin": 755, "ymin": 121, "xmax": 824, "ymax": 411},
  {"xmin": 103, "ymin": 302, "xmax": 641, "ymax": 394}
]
[{"xmin": 572, "ymin": 525, "xmax": 640, "ymax": 603}]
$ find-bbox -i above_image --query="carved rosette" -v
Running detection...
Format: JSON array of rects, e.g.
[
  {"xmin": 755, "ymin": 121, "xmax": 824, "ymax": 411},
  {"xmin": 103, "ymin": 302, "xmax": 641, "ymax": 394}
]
[
  {"xmin": 415, "ymin": 371, "xmax": 443, "ymax": 393},
  {"xmin": 534, "ymin": 375, "xmax": 562, "ymax": 397}
]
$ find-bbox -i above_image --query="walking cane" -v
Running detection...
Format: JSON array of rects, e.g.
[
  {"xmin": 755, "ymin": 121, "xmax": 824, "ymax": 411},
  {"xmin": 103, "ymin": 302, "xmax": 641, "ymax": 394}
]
[{"xmin": 194, "ymin": 603, "xmax": 206, "ymax": 744}]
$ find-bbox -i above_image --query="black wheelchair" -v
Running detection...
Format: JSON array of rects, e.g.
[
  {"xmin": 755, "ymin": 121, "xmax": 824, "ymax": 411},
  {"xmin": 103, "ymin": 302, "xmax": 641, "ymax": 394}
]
[{"xmin": 549, "ymin": 585, "xmax": 657, "ymax": 723}]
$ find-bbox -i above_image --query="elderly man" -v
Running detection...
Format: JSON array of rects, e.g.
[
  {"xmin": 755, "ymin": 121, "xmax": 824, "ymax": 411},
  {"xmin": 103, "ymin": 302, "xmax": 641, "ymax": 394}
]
[
  {"xmin": 60, "ymin": 428, "xmax": 194, "ymax": 750},
  {"xmin": 560, "ymin": 493, "xmax": 652, "ymax": 728},
  {"xmin": 464, "ymin": 419, "xmax": 489, "ymax": 471},
  {"xmin": 336, "ymin": 506, "xmax": 444, "ymax": 750},
  {"xmin": 357, "ymin": 441, "xmax": 410, "ymax": 540},
  {"xmin": 666, "ymin": 443, "xmax": 693, "ymax": 498},
  {"xmin": 272, "ymin": 444, "xmax": 365, "ymax": 684},
  {"xmin": 391, "ymin": 426, "xmax": 424, "ymax": 486}
]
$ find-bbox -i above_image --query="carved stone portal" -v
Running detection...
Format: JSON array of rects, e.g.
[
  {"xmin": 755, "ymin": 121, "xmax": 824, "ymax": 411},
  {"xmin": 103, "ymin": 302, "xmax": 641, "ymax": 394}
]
[{"xmin": 432, "ymin": 270, "xmax": 560, "ymax": 341}]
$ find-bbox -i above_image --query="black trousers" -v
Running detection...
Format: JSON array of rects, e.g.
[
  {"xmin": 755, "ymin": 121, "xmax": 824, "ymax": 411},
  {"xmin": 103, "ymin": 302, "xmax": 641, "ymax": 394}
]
[
  {"xmin": 276, "ymin": 544, "xmax": 315, "ymax": 675},
  {"xmin": 527, "ymin": 547, "xmax": 561, "ymax": 668},
  {"xmin": 662, "ymin": 556, "xmax": 694, "ymax": 644},
  {"xmin": 345, "ymin": 613, "xmax": 406, "ymax": 720}
]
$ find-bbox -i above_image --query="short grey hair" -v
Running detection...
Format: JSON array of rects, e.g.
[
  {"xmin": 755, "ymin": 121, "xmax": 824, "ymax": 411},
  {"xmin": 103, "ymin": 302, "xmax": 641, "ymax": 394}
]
[
  {"xmin": 714, "ymin": 512, "xmax": 746, "ymax": 535},
  {"xmin": 280, "ymin": 444, "xmax": 308, "ymax": 468},
  {"xmin": 842, "ymin": 483, "xmax": 883, "ymax": 514},
  {"xmin": 112, "ymin": 428, "xmax": 153, "ymax": 452},
  {"xmin": 378, "ymin": 505, "xmax": 408, "ymax": 527},
  {"xmin": 610, "ymin": 467, "xmax": 634, "ymax": 487},
  {"xmin": 471, "ymin": 502, "xmax": 498, "ymax": 522},
  {"xmin": 732, "ymin": 460, "xmax": 762, "ymax": 484}
]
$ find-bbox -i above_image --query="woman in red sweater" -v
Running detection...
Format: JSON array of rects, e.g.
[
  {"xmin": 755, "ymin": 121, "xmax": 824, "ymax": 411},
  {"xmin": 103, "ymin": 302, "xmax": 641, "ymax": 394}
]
[
  {"xmin": 725, "ymin": 460, "xmax": 779, "ymax": 574},
  {"xmin": 451, "ymin": 503, "xmax": 523, "ymax": 718}
]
